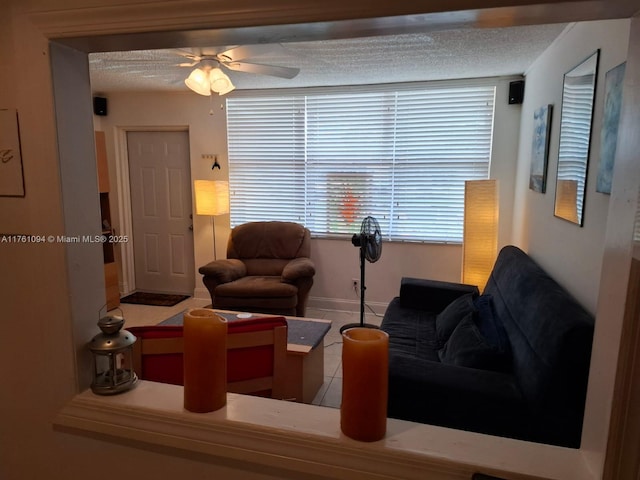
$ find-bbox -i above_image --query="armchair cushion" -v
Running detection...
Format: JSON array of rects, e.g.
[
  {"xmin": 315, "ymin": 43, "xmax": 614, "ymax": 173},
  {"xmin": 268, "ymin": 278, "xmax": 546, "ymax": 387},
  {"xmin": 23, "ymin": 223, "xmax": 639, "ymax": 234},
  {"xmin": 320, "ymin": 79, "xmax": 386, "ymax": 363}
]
[
  {"xmin": 216, "ymin": 276, "xmax": 298, "ymax": 298},
  {"xmin": 282, "ymin": 257, "xmax": 316, "ymax": 283}
]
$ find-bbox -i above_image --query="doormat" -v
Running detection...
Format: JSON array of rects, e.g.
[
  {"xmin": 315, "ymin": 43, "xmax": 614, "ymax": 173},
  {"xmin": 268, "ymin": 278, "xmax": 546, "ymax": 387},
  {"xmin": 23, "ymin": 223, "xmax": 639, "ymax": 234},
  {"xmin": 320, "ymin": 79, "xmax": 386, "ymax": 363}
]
[{"xmin": 120, "ymin": 291, "xmax": 190, "ymax": 307}]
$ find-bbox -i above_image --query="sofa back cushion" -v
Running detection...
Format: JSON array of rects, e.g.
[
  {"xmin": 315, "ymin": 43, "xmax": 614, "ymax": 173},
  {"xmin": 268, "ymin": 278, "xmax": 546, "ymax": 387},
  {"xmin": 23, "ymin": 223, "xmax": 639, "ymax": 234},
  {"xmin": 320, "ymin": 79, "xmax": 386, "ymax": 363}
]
[
  {"xmin": 484, "ymin": 246, "xmax": 594, "ymax": 414},
  {"xmin": 435, "ymin": 293, "xmax": 476, "ymax": 344}
]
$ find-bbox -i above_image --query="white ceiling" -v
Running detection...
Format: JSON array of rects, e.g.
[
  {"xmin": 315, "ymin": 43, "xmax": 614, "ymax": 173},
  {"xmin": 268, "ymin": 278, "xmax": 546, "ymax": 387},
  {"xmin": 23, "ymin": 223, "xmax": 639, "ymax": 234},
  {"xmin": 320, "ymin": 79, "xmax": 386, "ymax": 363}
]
[{"xmin": 89, "ymin": 23, "xmax": 567, "ymax": 94}]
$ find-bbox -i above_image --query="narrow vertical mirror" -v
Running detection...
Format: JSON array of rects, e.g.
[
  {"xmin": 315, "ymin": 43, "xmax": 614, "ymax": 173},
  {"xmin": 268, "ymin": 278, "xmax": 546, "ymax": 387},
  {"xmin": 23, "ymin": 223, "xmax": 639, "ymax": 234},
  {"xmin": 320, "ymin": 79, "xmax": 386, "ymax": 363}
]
[{"xmin": 554, "ymin": 50, "xmax": 599, "ymax": 225}]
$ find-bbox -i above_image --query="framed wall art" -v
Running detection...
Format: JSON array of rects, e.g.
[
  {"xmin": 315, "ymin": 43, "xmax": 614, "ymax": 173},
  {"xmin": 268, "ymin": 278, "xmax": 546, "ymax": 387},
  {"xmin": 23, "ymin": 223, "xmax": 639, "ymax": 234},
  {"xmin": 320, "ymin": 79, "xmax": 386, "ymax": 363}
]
[
  {"xmin": 596, "ymin": 61, "xmax": 626, "ymax": 194},
  {"xmin": 0, "ymin": 109, "xmax": 25, "ymax": 197},
  {"xmin": 529, "ymin": 104, "xmax": 553, "ymax": 193}
]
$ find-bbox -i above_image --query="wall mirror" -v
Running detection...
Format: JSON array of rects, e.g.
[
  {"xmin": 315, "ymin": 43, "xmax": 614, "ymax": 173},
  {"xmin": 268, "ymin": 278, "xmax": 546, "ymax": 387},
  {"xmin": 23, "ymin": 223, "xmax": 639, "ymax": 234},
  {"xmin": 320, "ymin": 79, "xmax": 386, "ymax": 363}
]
[{"xmin": 554, "ymin": 50, "xmax": 599, "ymax": 225}]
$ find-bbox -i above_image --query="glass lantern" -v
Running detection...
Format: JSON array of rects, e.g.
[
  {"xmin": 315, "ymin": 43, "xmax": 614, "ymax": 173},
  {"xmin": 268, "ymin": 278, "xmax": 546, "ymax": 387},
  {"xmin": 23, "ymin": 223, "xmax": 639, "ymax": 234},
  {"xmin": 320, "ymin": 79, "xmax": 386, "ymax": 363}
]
[{"xmin": 89, "ymin": 315, "xmax": 137, "ymax": 395}]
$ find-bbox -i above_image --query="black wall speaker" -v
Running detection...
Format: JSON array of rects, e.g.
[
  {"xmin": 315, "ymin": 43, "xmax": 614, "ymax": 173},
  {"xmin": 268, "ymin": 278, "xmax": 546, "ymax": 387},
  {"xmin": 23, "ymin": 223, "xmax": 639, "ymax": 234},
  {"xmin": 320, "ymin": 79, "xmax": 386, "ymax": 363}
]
[
  {"xmin": 93, "ymin": 96, "xmax": 108, "ymax": 116},
  {"xmin": 508, "ymin": 80, "xmax": 525, "ymax": 105}
]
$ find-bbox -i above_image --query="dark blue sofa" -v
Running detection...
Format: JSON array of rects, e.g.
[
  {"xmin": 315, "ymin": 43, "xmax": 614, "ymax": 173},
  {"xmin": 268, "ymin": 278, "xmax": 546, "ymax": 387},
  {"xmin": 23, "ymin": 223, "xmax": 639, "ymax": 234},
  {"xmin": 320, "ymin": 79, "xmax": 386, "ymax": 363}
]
[{"xmin": 381, "ymin": 245, "xmax": 594, "ymax": 448}]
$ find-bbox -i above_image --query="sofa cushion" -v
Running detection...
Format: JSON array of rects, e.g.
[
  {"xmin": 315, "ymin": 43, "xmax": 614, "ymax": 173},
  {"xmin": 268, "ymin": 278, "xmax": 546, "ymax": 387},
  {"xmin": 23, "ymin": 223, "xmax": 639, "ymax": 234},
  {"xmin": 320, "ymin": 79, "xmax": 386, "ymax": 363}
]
[
  {"xmin": 438, "ymin": 314, "xmax": 506, "ymax": 371},
  {"xmin": 484, "ymin": 246, "xmax": 594, "ymax": 414},
  {"xmin": 435, "ymin": 293, "xmax": 476, "ymax": 345},
  {"xmin": 474, "ymin": 294, "xmax": 511, "ymax": 356},
  {"xmin": 382, "ymin": 297, "xmax": 440, "ymax": 362}
]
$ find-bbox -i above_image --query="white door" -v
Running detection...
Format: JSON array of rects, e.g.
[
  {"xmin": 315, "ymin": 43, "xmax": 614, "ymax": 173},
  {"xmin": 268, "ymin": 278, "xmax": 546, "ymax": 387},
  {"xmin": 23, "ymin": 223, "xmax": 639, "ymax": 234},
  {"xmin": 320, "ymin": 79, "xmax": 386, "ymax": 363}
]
[{"xmin": 127, "ymin": 131, "xmax": 194, "ymax": 295}]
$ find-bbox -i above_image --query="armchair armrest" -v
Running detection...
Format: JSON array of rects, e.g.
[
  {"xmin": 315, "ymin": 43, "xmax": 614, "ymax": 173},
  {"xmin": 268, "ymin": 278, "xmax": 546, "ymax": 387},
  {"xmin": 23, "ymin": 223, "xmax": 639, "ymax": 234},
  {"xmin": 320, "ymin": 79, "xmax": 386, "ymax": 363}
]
[
  {"xmin": 399, "ymin": 277, "xmax": 479, "ymax": 313},
  {"xmin": 198, "ymin": 259, "xmax": 247, "ymax": 284},
  {"xmin": 281, "ymin": 257, "xmax": 315, "ymax": 283}
]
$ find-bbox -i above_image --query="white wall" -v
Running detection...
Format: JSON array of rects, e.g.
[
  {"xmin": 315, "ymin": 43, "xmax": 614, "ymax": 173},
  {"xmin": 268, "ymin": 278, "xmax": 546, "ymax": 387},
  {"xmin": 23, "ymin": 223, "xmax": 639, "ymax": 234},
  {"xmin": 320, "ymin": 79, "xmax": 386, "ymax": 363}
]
[
  {"xmin": 101, "ymin": 78, "xmax": 521, "ymax": 311},
  {"xmin": 512, "ymin": 19, "xmax": 631, "ymax": 313}
]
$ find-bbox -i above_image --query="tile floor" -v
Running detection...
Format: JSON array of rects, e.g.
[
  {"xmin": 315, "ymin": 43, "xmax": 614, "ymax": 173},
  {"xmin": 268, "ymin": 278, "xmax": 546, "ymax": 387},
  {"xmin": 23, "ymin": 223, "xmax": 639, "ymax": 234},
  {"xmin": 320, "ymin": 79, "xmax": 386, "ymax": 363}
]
[{"xmin": 112, "ymin": 299, "xmax": 383, "ymax": 409}]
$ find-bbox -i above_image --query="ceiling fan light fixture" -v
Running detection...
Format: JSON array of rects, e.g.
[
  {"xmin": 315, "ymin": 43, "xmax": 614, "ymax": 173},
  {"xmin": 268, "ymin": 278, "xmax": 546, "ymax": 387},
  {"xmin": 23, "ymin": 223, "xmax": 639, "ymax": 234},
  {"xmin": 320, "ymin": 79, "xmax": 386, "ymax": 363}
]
[
  {"xmin": 209, "ymin": 68, "xmax": 235, "ymax": 95},
  {"xmin": 185, "ymin": 67, "xmax": 212, "ymax": 96}
]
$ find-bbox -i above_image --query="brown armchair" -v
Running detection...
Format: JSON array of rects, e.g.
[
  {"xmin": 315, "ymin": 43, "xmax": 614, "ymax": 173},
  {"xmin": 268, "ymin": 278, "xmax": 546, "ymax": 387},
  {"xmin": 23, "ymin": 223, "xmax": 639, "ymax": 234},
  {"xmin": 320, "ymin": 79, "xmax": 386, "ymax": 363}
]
[{"xmin": 199, "ymin": 221, "xmax": 315, "ymax": 317}]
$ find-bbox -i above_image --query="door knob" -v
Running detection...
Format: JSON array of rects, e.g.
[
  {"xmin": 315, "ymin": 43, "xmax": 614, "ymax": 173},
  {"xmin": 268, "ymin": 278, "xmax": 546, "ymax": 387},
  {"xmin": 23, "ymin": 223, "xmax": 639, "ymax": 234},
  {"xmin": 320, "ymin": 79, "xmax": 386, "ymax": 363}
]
[{"xmin": 188, "ymin": 225, "xmax": 193, "ymax": 231}]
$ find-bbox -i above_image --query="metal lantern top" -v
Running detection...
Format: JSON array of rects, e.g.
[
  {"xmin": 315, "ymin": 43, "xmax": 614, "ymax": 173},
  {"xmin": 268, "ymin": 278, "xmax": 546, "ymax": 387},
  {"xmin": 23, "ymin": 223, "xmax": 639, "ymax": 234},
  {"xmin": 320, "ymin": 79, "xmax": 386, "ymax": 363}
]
[{"xmin": 89, "ymin": 315, "xmax": 136, "ymax": 353}]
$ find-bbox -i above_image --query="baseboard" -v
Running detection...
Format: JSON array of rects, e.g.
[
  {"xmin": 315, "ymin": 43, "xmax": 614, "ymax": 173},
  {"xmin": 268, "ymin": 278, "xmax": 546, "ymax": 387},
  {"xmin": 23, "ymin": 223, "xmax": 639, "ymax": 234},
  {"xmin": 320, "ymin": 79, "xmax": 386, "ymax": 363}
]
[
  {"xmin": 193, "ymin": 287, "xmax": 210, "ymax": 301},
  {"xmin": 307, "ymin": 296, "xmax": 388, "ymax": 315}
]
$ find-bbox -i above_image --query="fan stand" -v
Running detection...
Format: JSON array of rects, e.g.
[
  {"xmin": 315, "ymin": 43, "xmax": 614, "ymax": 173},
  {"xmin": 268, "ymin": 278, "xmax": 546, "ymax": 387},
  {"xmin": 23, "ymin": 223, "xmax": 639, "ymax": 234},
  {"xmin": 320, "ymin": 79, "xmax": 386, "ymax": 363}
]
[{"xmin": 339, "ymin": 246, "xmax": 380, "ymax": 334}]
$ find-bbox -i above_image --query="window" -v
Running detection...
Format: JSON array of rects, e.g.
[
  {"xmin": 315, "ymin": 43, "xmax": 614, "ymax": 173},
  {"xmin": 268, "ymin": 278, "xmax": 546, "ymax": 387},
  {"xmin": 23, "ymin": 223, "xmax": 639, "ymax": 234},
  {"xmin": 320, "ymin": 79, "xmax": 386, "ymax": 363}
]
[{"xmin": 227, "ymin": 83, "xmax": 495, "ymax": 243}]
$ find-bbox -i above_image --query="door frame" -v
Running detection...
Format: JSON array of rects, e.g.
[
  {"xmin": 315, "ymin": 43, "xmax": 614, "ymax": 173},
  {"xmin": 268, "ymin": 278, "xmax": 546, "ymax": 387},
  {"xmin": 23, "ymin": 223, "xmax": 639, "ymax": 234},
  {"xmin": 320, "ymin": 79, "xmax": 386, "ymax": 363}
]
[{"xmin": 114, "ymin": 125, "xmax": 190, "ymax": 295}]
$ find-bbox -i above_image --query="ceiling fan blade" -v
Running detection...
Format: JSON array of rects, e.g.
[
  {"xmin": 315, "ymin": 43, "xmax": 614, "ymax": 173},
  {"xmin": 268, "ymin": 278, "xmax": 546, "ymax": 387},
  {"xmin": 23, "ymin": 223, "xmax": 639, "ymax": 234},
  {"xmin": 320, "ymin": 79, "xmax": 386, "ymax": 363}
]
[
  {"xmin": 223, "ymin": 61, "xmax": 300, "ymax": 79},
  {"xmin": 218, "ymin": 44, "xmax": 279, "ymax": 62}
]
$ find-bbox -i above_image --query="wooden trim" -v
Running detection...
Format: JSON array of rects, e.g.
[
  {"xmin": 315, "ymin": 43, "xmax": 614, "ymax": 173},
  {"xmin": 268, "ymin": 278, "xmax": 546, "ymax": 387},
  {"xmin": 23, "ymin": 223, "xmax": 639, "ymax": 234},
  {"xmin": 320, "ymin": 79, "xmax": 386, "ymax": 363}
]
[
  {"xmin": 271, "ymin": 326, "xmax": 288, "ymax": 399},
  {"xmin": 228, "ymin": 376, "xmax": 272, "ymax": 394},
  {"xmin": 132, "ymin": 325, "xmax": 288, "ymax": 399},
  {"xmin": 141, "ymin": 337, "xmax": 184, "ymax": 355},
  {"xmin": 227, "ymin": 330, "xmax": 274, "ymax": 349},
  {"xmin": 603, "ymin": 257, "xmax": 640, "ymax": 480},
  {"xmin": 226, "ymin": 325, "xmax": 288, "ymax": 398},
  {"xmin": 55, "ymin": 386, "xmax": 596, "ymax": 480},
  {"xmin": 31, "ymin": 0, "xmax": 640, "ymax": 46}
]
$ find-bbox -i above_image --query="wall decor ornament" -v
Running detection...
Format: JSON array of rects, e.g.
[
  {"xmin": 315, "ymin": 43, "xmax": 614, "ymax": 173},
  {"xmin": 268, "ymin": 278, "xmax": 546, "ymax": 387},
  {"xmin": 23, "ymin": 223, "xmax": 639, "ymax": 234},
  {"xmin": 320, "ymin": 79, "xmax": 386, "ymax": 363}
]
[
  {"xmin": 596, "ymin": 61, "xmax": 626, "ymax": 194},
  {"xmin": 529, "ymin": 104, "xmax": 553, "ymax": 193},
  {"xmin": 0, "ymin": 109, "xmax": 25, "ymax": 197},
  {"xmin": 554, "ymin": 50, "xmax": 599, "ymax": 226}
]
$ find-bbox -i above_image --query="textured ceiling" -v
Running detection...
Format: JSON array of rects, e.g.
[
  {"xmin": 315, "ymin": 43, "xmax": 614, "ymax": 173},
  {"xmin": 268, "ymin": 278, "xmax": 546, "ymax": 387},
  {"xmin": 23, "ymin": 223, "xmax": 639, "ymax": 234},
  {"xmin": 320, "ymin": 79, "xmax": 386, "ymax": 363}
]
[{"xmin": 89, "ymin": 23, "xmax": 567, "ymax": 94}]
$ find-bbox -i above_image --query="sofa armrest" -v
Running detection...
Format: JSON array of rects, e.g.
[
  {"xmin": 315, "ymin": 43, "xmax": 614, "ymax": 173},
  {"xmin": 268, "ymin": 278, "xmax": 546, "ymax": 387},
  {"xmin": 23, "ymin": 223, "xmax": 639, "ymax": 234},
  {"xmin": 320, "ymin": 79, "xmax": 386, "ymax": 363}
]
[
  {"xmin": 281, "ymin": 257, "xmax": 315, "ymax": 283},
  {"xmin": 399, "ymin": 277, "xmax": 479, "ymax": 312},
  {"xmin": 198, "ymin": 259, "xmax": 247, "ymax": 284},
  {"xmin": 387, "ymin": 352, "xmax": 530, "ymax": 438}
]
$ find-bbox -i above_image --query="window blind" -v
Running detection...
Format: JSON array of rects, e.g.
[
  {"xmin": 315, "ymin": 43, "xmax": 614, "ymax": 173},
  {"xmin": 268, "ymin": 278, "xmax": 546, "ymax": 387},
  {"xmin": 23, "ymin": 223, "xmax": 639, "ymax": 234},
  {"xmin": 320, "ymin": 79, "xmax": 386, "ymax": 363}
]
[{"xmin": 226, "ymin": 84, "xmax": 495, "ymax": 243}]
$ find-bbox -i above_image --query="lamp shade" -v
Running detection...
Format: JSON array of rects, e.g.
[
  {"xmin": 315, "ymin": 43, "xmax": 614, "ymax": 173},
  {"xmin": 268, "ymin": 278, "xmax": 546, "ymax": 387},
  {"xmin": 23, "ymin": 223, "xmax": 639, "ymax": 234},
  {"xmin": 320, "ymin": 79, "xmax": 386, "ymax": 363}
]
[
  {"xmin": 462, "ymin": 179, "xmax": 499, "ymax": 293},
  {"xmin": 194, "ymin": 180, "xmax": 230, "ymax": 216},
  {"xmin": 209, "ymin": 68, "xmax": 235, "ymax": 95},
  {"xmin": 185, "ymin": 68, "xmax": 212, "ymax": 96}
]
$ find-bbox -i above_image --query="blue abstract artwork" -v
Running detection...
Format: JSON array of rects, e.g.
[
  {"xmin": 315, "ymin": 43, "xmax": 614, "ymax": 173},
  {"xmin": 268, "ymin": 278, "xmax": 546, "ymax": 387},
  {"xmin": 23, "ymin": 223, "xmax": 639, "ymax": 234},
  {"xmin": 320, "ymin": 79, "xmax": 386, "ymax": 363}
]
[
  {"xmin": 597, "ymin": 62, "xmax": 626, "ymax": 194},
  {"xmin": 529, "ymin": 104, "xmax": 553, "ymax": 193}
]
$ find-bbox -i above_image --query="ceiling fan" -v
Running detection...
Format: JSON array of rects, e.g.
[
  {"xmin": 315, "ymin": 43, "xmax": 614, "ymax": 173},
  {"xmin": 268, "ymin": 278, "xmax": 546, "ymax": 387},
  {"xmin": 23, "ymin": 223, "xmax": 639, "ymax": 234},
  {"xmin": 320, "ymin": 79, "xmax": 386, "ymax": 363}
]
[{"xmin": 178, "ymin": 44, "xmax": 300, "ymax": 96}]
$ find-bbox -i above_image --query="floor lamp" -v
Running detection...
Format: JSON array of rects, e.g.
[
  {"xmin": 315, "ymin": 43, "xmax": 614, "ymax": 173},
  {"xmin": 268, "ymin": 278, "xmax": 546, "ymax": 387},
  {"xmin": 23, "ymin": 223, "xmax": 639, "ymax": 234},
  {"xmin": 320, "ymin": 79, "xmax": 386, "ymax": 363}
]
[
  {"xmin": 462, "ymin": 179, "xmax": 499, "ymax": 293},
  {"xmin": 194, "ymin": 180, "xmax": 230, "ymax": 260}
]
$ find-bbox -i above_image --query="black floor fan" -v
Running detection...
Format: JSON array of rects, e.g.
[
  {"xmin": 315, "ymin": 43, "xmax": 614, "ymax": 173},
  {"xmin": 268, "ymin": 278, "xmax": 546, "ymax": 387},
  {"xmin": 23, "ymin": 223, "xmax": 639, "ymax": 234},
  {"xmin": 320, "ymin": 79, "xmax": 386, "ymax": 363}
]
[{"xmin": 340, "ymin": 216, "xmax": 383, "ymax": 333}]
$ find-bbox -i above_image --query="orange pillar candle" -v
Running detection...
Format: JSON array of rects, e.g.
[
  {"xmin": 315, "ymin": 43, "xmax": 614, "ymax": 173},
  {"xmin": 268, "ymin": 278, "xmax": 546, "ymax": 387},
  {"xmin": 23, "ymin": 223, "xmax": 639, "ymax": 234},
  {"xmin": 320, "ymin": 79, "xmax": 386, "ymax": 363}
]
[
  {"xmin": 183, "ymin": 308, "xmax": 227, "ymax": 413},
  {"xmin": 340, "ymin": 327, "xmax": 389, "ymax": 442}
]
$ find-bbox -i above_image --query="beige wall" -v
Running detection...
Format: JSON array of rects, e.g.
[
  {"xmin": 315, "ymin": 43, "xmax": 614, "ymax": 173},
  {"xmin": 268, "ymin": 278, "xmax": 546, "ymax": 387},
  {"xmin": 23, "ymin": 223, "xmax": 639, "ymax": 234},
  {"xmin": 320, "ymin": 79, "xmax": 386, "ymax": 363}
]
[
  {"xmin": 1, "ymin": 0, "xmax": 639, "ymax": 479},
  {"xmin": 100, "ymin": 78, "xmax": 521, "ymax": 311},
  {"xmin": 513, "ymin": 19, "xmax": 631, "ymax": 314}
]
